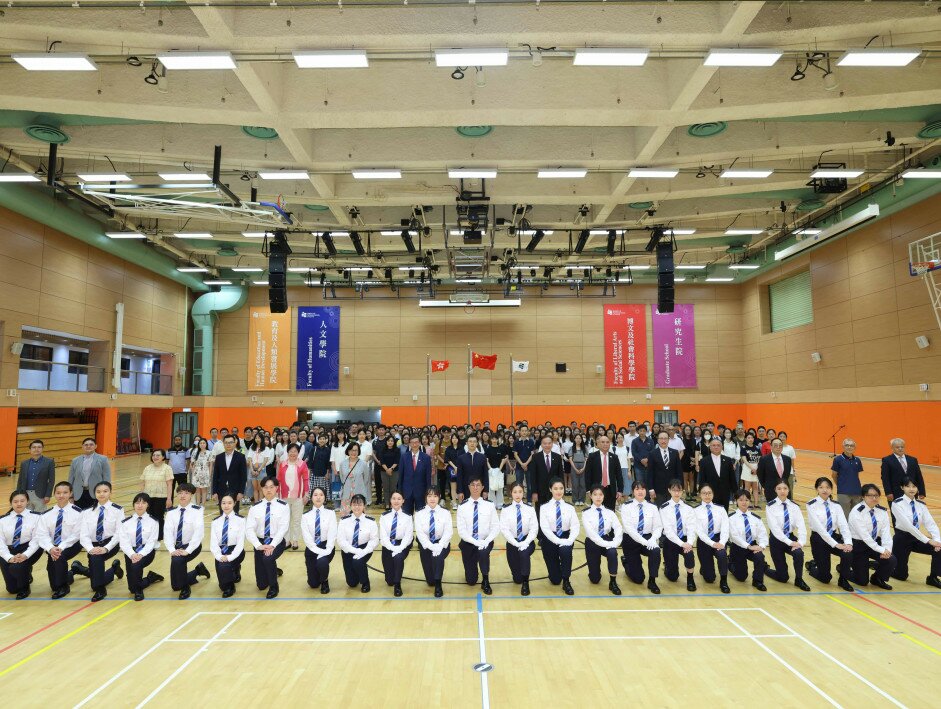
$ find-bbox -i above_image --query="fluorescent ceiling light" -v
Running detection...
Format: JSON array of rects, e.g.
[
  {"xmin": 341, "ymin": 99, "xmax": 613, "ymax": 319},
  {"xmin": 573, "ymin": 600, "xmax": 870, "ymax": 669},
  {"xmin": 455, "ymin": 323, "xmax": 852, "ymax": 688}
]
[
  {"xmin": 775, "ymin": 203, "xmax": 879, "ymax": 261},
  {"xmin": 420, "ymin": 299, "xmax": 521, "ymax": 308},
  {"xmin": 628, "ymin": 168, "xmax": 679, "ymax": 178},
  {"xmin": 381, "ymin": 230, "xmax": 418, "ymax": 236},
  {"xmin": 258, "ymin": 171, "xmax": 309, "ymax": 180},
  {"xmin": 398, "ymin": 266, "xmax": 427, "ymax": 271},
  {"xmin": 676, "ymin": 264, "xmax": 707, "ymax": 270},
  {"xmin": 622, "ymin": 265, "xmax": 650, "ymax": 270},
  {"xmin": 448, "ymin": 168, "xmax": 498, "ymax": 179},
  {"xmin": 665, "ymin": 228, "xmax": 697, "ymax": 235},
  {"xmin": 729, "ymin": 264, "xmax": 760, "ymax": 270},
  {"xmin": 242, "ymin": 231, "xmax": 274, "ymax": 238},
  {"xmin": 252, "ymin": 280, "xmax": 269, "ymax": 286},
  {"xmin": 352, "ymin": 169, "xmax": 402, "ymax": 179},
  {"xmin": 811, "ymin": 169, "xmax": 863, "ymax": 178},
  {"xmin": 0, "ymin": 174, "xmax": 40, "ymax": 182},
  {"xmin": 293, "ymin": 50, "xmax": 369, "ymax": 68},
  {"xmin": 105, "ymin": 231, "xmax": 146, "ymax": 239},
  {"xmin": 231, "ymin": 267, "xmax": 263, "ymax": 272},
  {"xmin": 721, "ymin": 169, "xmax": 773, "ymax": 178},
  {"xmin": 518, "ymin": 230, "xmax": 554, "ymax": 236},
  {"xmin": 455, "ymin": 278, "xmax": 482, "ymax": 283},
  {"xmin": 573, "ymin": 48, "xmax": 649, "ymax": 66},
  {"xmin": 725, "ymin": 228, "xmax": 764, "ymax": 235},
  {"xmin": 837, "ymin": 49, "xmax": 920, "ymax": 67},
  {"xmin": 156, "ymin": 51, "xmax": 236, "ymax": 70},
  {"xmin": 177, "ymin": 267, "xmax": 208, "ymax": 272},
  {"xmin": 78, "ymin": 173, "xmax": 131, "ymax": 182},
  {"xmin": 204, "ymin": 280, "xmax": 232, "ymax": 285},
  {"xmin": 12, "ymin": 53, "xmax": 97, "ymax": 71},
  {"xmin": 346, "ymin": 267, "xmax": 372, "ymax": 271},
  {"xmin": 311, "ymin": 231, "xmax": 350, "ymax": 237},
  {"xmin": 589, "ymin": 229, "xmax": 623, "ymax": 235},
  {"xmin": 706, "ymin": 277, "xmax": 735, "ymax": 282},
  {"xmin": 159, "ymin": 172, "xmax": 211, "ymax": 181},
  {"xmin": 795, "ymin": 228, "xmax": 822, "ymax": 235},
  {"xmin": 434, "ymin": 48, "xmax": 508, "ymax": 67},
  {"xmin": 704, "ymin": 49, "xmax": 782, "ymax": 67},
  {"xmin": 902, "ymin": 169, "xmax": 941, "ymax": 179},
  {"xmin": 537, "ymin": 169, "xmax": 588, "ymax": 179},
  {"xmin": 673, "ymin": 277, "xmax": 686, "ymax": 282},
  {"xmin": 173, "ymin": 232, "xmax": 213, "ymax": 239},
  {"xmin": 288, "ymin": 267, "xmax": 317, "ymax": 272}
]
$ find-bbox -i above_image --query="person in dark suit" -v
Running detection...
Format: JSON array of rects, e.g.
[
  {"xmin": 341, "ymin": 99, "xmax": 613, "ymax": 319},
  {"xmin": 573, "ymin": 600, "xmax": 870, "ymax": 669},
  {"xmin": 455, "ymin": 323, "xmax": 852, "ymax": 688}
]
[
  {"xmin": 584, "ymin": 435, "xmax": 623, "ymax": 510},
  {"xmin": 456, "ymin": 435, "xmax": 489, "ymax": 501},
  {"xmin": 699, "ymin": 438, "xmax": 736, "ymax": 512},
  {"xmin": 881, "ymin": 438, "xmax": 926, "ymax": 503},
  {"xmin": 17, "ymin": 440, "xmax": 56, "ymax": 513},
  {"xmin": 646, "ymin": 432, "xmax": 682, "ymax": 504},
  {"xmin": 529, "ymin": 436, "xmax": 563, "ymax": 514},
  {"xmin": 757, "ymin": 438, "xmax": 792, "ymax": 503},
  {"xmin": 211, "ymin": 435, "xmax": 248, "ymax": 510},
  {"xmin": 399, "ymin": 437, "xmax": 432, "ymax": 515}
]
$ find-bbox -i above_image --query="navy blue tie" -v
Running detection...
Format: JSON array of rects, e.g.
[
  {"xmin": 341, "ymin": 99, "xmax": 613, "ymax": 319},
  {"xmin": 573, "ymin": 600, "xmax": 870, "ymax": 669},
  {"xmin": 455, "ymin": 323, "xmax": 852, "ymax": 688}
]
[
  {"xmin": 135, "ymin": 517, "xmax": 143, "ymax": 552},
  {"xmin": 96, "ymin": 507, "xmax": 105, "ymax": 543},
  {"xmin": 824, "ymin": 501, "xmax": 833, "ymax": 535},
  {"xmin": 264, "ymin": 502, "xmax": 272, "ymax": 545},
  {"xmin": 472, "ymin": 501, "xmax": 479, "ymax": 540},
  {"xmin": 176, "ymin": 508, "xmax": 185, "ymax": 548},
  {"xmin": 12, "ymin": 514, "xmax": 22, "ymax": 546},
  {"xmin": 675, "ymin": 504, "xmax": 683, "ymax": 537},
  {"xmin": 353, "ymin": 518, "xmax": 360, "ymax": 547},
  {"xmin": 390, "ymin": 511, "xmax": 397, "ymax": 542},
  {"xmin": 911, "ymin": 500, "xmax": 919, "ymax": 528},
  {"xmin": 637, "ymin": 504, "xmax": 645, "ymax": 534},
  {"xmin": 516, "ymin": 504, "xmax": 523, "ymax": 542},
  {"xmin": 870, "ymin": 510, "xmax": 877, "ymax": 540},
  {"xmin": 429, "ymin": 510, "xmax": 437, "ymax": 543},
  {"xmin": 315, "ymin": 509, "xmax": 322, "ymax": 544},
  {"xmin": 555, "ymin": 501, "xmax": 562, "ymax": 535},
  {"xmin": 743, "ymin": 514, "xmax": 753, "ymax": 544},
  {"xmin": 597, "ymin": 508, "xmax": 604, "ymax": 536},
  {"xmin": 221, "ymin": 515, "xmax": 230, "ymax": 553},
  {"xmin": 783, "ymin": 504, "xmax": 791, "ymax": 536},
  {"xmin": 706, "ymin": 504, "xmax": 714, "ymax": 537},
  {"xmin": 54, "ymin": 508, "xmax": 63, "ymax": 546}
]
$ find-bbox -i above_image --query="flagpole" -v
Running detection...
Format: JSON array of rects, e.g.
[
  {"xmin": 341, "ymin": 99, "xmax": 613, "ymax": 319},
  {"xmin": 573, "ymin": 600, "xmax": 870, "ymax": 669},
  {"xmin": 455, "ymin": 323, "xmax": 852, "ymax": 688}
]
[
  {"xmin": 467, "ymin": 344, "xmax": 472, "ymax": 424},
  {"xmin": 509, "ymin": 352, "xmax": 514, "ymax": 426},
  {"xmin": 426, "ymin": 353, "xmax": 431, "ymax": 427}
]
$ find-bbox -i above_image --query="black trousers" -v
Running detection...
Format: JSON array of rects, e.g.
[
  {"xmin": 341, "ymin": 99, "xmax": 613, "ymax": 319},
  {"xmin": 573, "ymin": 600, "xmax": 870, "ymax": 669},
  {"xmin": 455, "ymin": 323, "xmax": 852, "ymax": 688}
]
[
  {"xmin": 171, "ymin": 473, "xmax": 188, "ymax": 498},
  {"xmin": 149, "ymin": 497, "xmax": 168, "ymax": 541},
  {"xmin": 374, "ymin": 466, "xmax": 384, "ymax": 506},
  {"xmin": 341, "ymin": 546, "xmax": 372, "ymax": 587},
  {"xmin": 403, "ymin": 495, "xmax": 425, "ymax": 516},
  {"xmin": 459, "ymin": 540, "xmax": 493, "ymax": 585},
  {"xmin": 47, "ymin": 542, "xmax": 82, "ymax": 591},
  {"xmin": 87, "ymin": 539, "xmax": 120, "ymax": 591},
  {"xmin": 254, "ymin": 540, "xmax": 286, "ymax": 591},
  {"xmin": 75, "ymin": 489, "xmax": 96, "ymax": 510},
  {"xmin": 540, "ymin": 531, "xmax": 573, "ymax": 585},
  {"xmin": 124, "ymin": 550, "xmax": 157, "ymax": 593},
  {"xmin": 215, "ymin": 549, "xmax": 245, "ymax": 592},
  {"xmin": 621, "ymin": 533, "xmax": 661, "ymax": 583},
  {"xmin": 585, "ymin": 537, "xmax": 619, "ymax": 583},
  {"xmin": 662, "ymin": 538, "xmax": 696, "ymax": 582},
  {"xmin": 381, "ymin": 543, "xmax": 409, "ymax": 586},
  {"xmin": 419, "ymin": 545, "xmax": 450, "ymax": 584},
  {"xmin": 767, "ymin": 534, "xmax": 804, "ymax": 584},
  {"xmin": 305, "ymin": 545, "xmax": 334, "ymax": 587},
  {"xmin": 506, "ymin": 543, "xmax": 534, "ymax": 583},
  {"xmin": 729, "ymin": 544, "xmax": 766, "ymax": 584},
  {"xmin": 0, "ymin": 543, "xmax": 42, "ymax": 594},
  {"xmin": 809, "ymin": 532, "xmax": 853, "ymax": 584},
  {"xmin": 169, "ymin": 544, "xmax": 202, "ymax": 592},
  {"xmin": 852, "ymin": 538, "xmax": 897, "ymax": 585},
  {"xmin": 696, "ymin": 536, "xmax": 729, "ymax": 582},
  {"xmin": 891, "ymin": 530, "xmax": 941, "ymax": 580}
]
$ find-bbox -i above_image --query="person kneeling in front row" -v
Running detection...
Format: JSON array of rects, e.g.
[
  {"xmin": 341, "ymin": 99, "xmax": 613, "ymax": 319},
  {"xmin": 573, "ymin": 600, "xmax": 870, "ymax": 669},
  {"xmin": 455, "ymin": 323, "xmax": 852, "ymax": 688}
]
[
  {"xmin": 337, "ymin": 494, "xmax": 378, "ymax": 593},
  {"xmin": 659, "ymin": 479, "xmax": 697, "ymax": 592},
  {"xmin": 379, "ymin": 491, "xmax": 413, "ymax": 597},
  {"xmin": 693, "ymin": 484, "xmax": 730, "ymax": 593},
  {"xmin": 0, "ymin": 490, "xmax": 44, "ymax": 600},
  {"xmin": 211, "ymin": 494, "xmax": 245, "ymax": 598},
  {"xmin": 500, "ymin": 483, "xmax": 538, "ymax": 596},
  {"xmin": 583, "ymin": 485, "xmax": 623, "ymax": 595},
  {"xmin": 303, "ymin": 486, "xmax": 338, "ymax": 594},
  {"xmin": 164, "ymin": 483, "xmax": 210, "ymax": 600},
  {"xmin": 765, "ymin": 481, "xmax": 811, "ymax": 592},
  {"xmin": 848, "ymin": 483, "xmax": 896, "ymax": 589},
  {"xmin": 805, "ymin": 477, "xmax": 854, "ymax": 593},
  {"xmin": 620, "ymin": 481, "xmax": 662, "ymax": 595},
  {"xmin": 247, "ymin": 477, "xmax": 290, "ymax": 599},
  {"xmin": 539, "ymin": 478, "xmax": 579, "ymax": 596},
  {"xmin": 889, "ymin": 477, "xmax": 940, "ymax": 589},
  {"xmin": 457, "ymin": 477, "xmax": 500, "ymax": 595},
  {"xmin": 119, "ymin": 493, "xmax": 164, "ymax": 601},
  {"xmin": 728, "ymin": 490, "xmax": 768, "ymax": 592},
  {"xmin": 416, "ymin": 488, "xmax": 452, "ymax": 597}
]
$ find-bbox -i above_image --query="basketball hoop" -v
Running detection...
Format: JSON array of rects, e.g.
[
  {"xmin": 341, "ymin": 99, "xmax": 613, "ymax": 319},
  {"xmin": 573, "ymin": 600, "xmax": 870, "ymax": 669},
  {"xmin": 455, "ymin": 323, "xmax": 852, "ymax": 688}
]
[{"xmin": 911, "ymin": 261, "xmax": 940, "ymax": 277}]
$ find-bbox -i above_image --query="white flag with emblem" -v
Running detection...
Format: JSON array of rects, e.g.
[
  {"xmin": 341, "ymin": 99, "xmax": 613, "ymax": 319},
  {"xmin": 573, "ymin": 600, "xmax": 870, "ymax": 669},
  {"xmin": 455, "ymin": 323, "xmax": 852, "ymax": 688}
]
[{"xmin": 512, "ymin": 360, "xmax": 529, "ymax": 372}]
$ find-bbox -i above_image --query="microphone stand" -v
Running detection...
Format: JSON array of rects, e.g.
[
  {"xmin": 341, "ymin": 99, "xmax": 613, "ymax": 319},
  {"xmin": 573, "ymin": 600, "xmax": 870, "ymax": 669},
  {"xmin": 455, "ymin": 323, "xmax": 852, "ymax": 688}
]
[{"xmin": 828, "ymin": 425, "xmax": 846, "ymax": 458}]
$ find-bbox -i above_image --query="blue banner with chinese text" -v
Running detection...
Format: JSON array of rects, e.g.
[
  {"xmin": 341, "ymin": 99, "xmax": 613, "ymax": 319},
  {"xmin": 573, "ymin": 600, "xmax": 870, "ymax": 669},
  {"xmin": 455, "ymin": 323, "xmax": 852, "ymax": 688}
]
[{"xmin": 296, "ymin": 306, "xmax": 340, "ymax": 390}]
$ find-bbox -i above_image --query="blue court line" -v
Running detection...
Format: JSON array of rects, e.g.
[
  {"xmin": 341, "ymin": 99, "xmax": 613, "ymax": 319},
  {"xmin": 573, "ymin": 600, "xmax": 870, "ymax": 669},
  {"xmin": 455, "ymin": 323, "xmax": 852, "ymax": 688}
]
[{"xmin": 477, "ymin": 592, "xmax": 483, "ymax": 613}]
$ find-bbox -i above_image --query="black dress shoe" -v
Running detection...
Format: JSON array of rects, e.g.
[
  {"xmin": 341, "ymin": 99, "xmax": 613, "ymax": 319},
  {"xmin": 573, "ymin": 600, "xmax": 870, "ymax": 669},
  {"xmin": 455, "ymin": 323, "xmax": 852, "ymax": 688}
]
[
  {"xmin": 71, "ymin": 561, "xmax": 90, "ymax": 577},
  {"xmin": 91, "ymin": 590, "xmax": 106, "ymax": 602},
  {"xmin": 719, "ymin": 578, "xmax": 731, "ymax": 594},
  {"xmin": 393, "ymin": 584, "xmax": 403, "ymax": 597},
  {"xmin": 276, "ymin": 568, "xmax": 283, "ymax": 577},
  {"xmin": 266, "ymin": 588, "xmax": 279, "ymax": 599},
  {"xmin": 434, "ymin": 582, "xmax": 444, "ymax": 598},
  {"xmin": 112, "ymin": 559, "xmax": 124, "ymax": 580},
  {"xmin": 870, "ymin": 575, "xmax": 892, "ymax": 590},
  {"xmin": 609, "ymin": 579, "xmax": 622, "ymax": 596},
  {"xmin": 222, "ymin": 587, "xmax": 235, "ymax": 598},
  {"xmin": 838, "ymin": 578, "xmax": 855, "ymax": 592},
  {"xmin": 51, "ymin": 587, "xmax": 69, "ymax": 600},
  {"xmin": 687, "ymin": 577, "xmax": 697, "ymax": 592},
  {"xmin": 521, "ymin": 581, "xmax": 530, "ymax": 596},
  {"xmin": 647, "ymin": 580, "xmax": 661, "ymax": 595},
  {"xmin": 805, "ymin": 560, "xmax": 816, "ymax": 575},
  {"xmin": 481, "ymin": 579, "xmax": 493, "ymax": 595},
  {"xmin": 321, "ymin": 581, "xmax": 330, "ymax": 594},
  {"xmin": 196, "ymin": 562, "xmax": 211, "ymax": 580},
  {"xmin": 134, "ymin": 592, "xmax": 145, "ymax": 601},
  {"xmin": 147, "ymin": 572, "xmax": 165, "ymax": 584},
  {"xmin": 179, "ymin": 588, "xmax": 191, "ymax": 600},
  {"xmin": 234, "ymin": 574, "xmax": 242, "ymax": 584},
  {"xmin": 752, "ymin": 581, "xmax": 768, "ymax": 592},
  {"xmin": 361, "ymin": 582, "xmax": 370, "ymax": 593},
  {"xmin": 927, "ymin": 576, "xmax": 941, "ymax": 589},
  {"xmin": 795, "ymin": 579, "xmax": 811, "ymax": 592},
  {"xmin": 15, "ymin": 589, "xmax": 30, "ymax": 600},
  {"xmin": 562, "ymin": 579, "xmax": 574, "ymax": 596}
]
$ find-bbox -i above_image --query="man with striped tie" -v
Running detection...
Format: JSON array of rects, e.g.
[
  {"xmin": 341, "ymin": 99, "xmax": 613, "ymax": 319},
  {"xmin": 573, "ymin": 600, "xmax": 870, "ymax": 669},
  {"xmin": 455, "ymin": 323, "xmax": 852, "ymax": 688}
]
[
  {"xmin": 457, "ymin": 477, "xmax": 500, "ymax": 595},
  {"xmin": 163, "ymin": 483, "xmax": 211, "ymax": 600},
  {"xmin": 72, "ymin": 481, "xmax": 125, "ymax": 602},
  {"xmin": 849, "ymin": 484, "xmax": 897, "ymax": 589},
  {"xmin": 36, "ymin": 481, "xmax": 84, "ymax": 599},
  {"xmin": 246, "ymin": 477, "xmax": 290, "ymax": 599}
]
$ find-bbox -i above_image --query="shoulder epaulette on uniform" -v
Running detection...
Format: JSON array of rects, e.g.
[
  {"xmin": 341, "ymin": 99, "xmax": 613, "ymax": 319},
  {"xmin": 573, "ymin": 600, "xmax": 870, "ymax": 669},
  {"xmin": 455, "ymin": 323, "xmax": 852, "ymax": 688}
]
[
  {"xmin": 460, "ymin": 498, "xmax": 469, "ymax": 505},
  {"xmin": 213, "ymin": 514, "xmax": 223, "ymax": 520},
  {"xmin": 876, "ymin": 504, "xmax": 887, "ymax": 511},
  {"xmin": 276, "ymin": 499, "xmax": 287, "ymax": 505},
  {"xmin": 767, "ymin": 499, "xmax": 777, "ymax": 507},
  {"xmin": 856, "ymin": 503, "xmax": 866, "ymax": 512},
  {"xmin": 167, "ymin": 506, "xmax": 178, "ymax": 511},
  {"xmin": 916, "ymin": 498, "xmax": 927, "ymax": 506},
  {"xmin": 122, "ymin": 515, "xmax": 133, "ymax": 522},
  {"xmin": 192, "ymin": 505, "xmax": 202, "ymax": 510},
  {"xmin": 30, "ymin": 510, "xmax": 41, "ymax": 515},
  {"xmin": 253, "ymin": 499, "xmax": 267, "ymax": 506},
  {"xmin": 71, "ymin": 504, "xmax": 82, "ymax": 512},
  {"xmin": 659, "ymin": 501, "xmax": 670, "ymax": 509},
  {"xmin": 341, "ymin": 513, "xmax": 353, "ymax": 519},
  {"xmin": 112, "ymin": 503, "xmax": 122, "ymax": 509},
  {"xmin": 807, "ymin": 499, "xmax": 817, "ymax": 506},
  {"xmin": 365, "ymin": 515, "xmax": 375, "ymax": 521},
  {"xmin": 382, "ymin": 509, "xmax": 394, "ymax": 516},
  {"xmin": 730, "ymin": 510, "xmax": 740, "ymax": 516}
]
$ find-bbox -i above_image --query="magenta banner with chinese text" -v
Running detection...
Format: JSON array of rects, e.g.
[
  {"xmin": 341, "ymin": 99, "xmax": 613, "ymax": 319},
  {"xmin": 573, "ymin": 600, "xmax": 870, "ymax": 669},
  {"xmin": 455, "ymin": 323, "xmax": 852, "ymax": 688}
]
[
  {"xmin": 651, "ymin": 304, "xmax": 697, "ymax": 388},
  {"xmin": 603, "ymin": 304, "xmax": 648, "ymax": 388}
]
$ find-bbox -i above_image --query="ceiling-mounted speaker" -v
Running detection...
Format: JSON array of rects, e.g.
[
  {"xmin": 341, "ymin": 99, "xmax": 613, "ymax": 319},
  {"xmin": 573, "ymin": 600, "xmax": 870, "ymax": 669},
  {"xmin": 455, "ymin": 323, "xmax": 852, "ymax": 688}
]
[
  {"xmin": 810, "ymin": 351, "xmax": 822, "ymax": 363},
  {"xmin": 656, "ymin": 240, "xmax": 675, "ymax": 313},
  {"xmin": 268, "ymin": 231, "xmax": 291, "ymax": 313},
  {"xmin": 10, "ymin": 342, "xmax": 24, "ymax": 356},
  {"xmin": 915, "ymin": 335, "xmax": 930, "ymax": 349}
]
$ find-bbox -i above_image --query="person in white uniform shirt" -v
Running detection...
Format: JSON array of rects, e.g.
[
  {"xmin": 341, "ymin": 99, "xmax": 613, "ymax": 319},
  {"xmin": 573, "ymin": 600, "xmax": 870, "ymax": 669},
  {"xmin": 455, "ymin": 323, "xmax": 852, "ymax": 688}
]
[
  {"xmin": 118, "ymin": 493, "xmax": 163, "ymax": 601},
  {"xmin": 246, "ymin": 477, "xmax": 290, "ymax": 599},
  {"xmin": 728, "ymin": 489, "xmax": 768, "ymax": 592},
  {"xmin": 336, "ymin": 494, "xmax": 379, "ymax": 593},
  {"xmin": 805, "ymin": 477, "xmax": 854, "ymax": 592},
  {"xmin": 582, "ymin": 485, "xmax": 623, "ymax": 596},
  {"xmin": 500, "ymin": 482, "xmax": 538, "ymax": 596},
  {"xmin": 415, "ymin": 488, "xmax": 453, "ymax": 597},
  {"xmin": 71, "ymin": 481, "xmax": 124, "ymax": 602},
  {"xmin": 0, "ymin": 490, "xmax": 43, "ymax": 600},
  {"xmin": 163, "ymin": 483, "xmax": 211, "ymax": 600},
  {"xmin": 848, "ymin": 483, "xmax": 897, "ymax": 589},
  {"xmin": 457, "ymin": 477, "xmax": 500, "ymax": 595},
  {"xmin": 765, "ymin": 480, "xmax": 811, "ymax": 592},
  {"xmin": 660, "ymin": 479, "xmax": 698, "ymax": 592},
  {"xmin": 539, "ymin": 477, "xmax": 579, "ymax": 596},
  {"xmin": 890, "ymin": 477, "xmax": 941, "ymax": 588},
  {"xmin": 36, "ymin": 481, "xmax": 84, "ymax": 599},
  {"xmin": 379, "ymin": 490, "xmax": 413, "ymax": 597},
  {"xmin": 210, "ymin": 494, "xmax": 245, "ymax": 598},
  {"xmin": 693, "ymin": 483, "xmax": 731, "ymax": 594},
  {"xmin": 302, "ymin": 486, "xmax": 338, "ymax": 595},
  {"xmin": 620, "ymin": 481, "xmax": 663, "ymax": 594}
]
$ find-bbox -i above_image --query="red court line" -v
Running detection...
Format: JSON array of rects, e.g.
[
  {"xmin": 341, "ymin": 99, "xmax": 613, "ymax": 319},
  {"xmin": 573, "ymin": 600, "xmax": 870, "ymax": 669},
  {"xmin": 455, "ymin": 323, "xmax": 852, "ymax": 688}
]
[
  {"xmin": 0, "ymin": 602, "xmax": 94, "ymax": 656},
  {"xmin": 853, "ymin": 592, "xmax": 941, "ymax": 638}
]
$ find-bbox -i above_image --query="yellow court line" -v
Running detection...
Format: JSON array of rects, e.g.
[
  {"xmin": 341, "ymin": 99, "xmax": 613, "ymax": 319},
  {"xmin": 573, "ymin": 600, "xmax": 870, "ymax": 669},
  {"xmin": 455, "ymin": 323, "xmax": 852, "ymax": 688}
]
[
  {"xmin": 825, "ymin": 595, "xmax": 941, "ymax": 657},
  {"xmin": 0, "ymin": 600, "xmax": 133, "ymax": 678}
]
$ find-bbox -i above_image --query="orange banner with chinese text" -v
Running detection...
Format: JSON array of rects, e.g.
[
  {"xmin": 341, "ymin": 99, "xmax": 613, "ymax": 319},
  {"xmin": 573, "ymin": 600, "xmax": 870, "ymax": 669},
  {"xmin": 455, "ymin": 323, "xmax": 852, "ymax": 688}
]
[{"xmin": 248, "ymin": 307, "xmax": 291, "ymax": 390}]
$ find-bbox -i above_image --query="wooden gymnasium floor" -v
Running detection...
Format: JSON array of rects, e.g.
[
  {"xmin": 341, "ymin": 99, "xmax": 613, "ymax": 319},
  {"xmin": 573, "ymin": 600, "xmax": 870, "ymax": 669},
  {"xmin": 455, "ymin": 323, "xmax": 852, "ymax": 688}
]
[{"xmin": 0, "ymin": 452, "xmax": 938, "ymax": 708}]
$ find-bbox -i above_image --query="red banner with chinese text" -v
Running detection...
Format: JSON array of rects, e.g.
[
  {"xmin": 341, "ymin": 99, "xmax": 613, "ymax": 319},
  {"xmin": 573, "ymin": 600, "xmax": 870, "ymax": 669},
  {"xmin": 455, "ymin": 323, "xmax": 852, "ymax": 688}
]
[{"xmin": 603, "ymin": 304, "xmax": 648, "ymax": 388}]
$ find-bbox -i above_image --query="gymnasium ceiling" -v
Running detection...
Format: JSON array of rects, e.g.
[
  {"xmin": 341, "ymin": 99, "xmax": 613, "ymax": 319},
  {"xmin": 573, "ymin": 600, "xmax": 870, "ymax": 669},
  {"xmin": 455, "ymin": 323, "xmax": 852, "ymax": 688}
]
[{"xmin": 1, "ymin": 0, "xmax": 941, "ymax": 288}]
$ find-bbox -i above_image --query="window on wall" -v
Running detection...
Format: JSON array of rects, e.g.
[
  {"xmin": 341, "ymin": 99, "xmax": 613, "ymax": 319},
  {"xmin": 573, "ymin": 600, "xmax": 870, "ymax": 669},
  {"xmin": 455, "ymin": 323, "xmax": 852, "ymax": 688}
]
[
  {"xmin": 769, "ymin": 270, "xmax": 814, "ymax": 332},
  {"xmin": 67, "ymin": 350, "xmax": 89, "ymax": 374},
  {"xmin": 19, "ymin": 344, "xmax": 52, "ymax": 371}
]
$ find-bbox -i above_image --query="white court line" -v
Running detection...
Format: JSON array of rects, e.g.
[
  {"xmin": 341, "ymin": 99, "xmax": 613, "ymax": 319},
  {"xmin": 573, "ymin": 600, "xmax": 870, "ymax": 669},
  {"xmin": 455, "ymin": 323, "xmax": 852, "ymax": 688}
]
[
  {"xmin": 483, "ymin": 607, "xmax": 763, "ymax": 614},
  {"xmin": 755, "ymin": 608, "xmax": 908, "ymax": 709},
  {"xmin": 476, "ymin": 597, "xmax": 490, "ymax": 709},
  {"xmin": 718, "ymin": 610, "xmax": 842, "ymax": 709},
  {"xmin": 0, "ymin": 613, "xmax": 12, "ymax": 621},
  {"xmin": 136, "ymin": 614, "xmax": 243, "ymax": 709},
  {"xmin": 158, "ymin": 633, "xmax": 796, "ymax": 644},
  {"xmin": 73, "ymin": 613, "xmax": 207, "ymax": 708},
  {"xmin": 190, "ymin": 610, "xmax": 474, "ymax": 616},
  {"xmin": 165, "ymin": 637, "xmax": 478, "ymax": 643}
]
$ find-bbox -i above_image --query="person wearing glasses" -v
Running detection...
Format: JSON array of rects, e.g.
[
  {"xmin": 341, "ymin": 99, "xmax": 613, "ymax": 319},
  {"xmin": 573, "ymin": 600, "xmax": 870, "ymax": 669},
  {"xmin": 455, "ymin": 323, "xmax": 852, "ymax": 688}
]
[
  {"xmin": 457, "ymin": 476, "xmax": 500, "ymax": 595},
  {"xmin": 848, "ymin": 483, "xmax": 897, "ymax": 589},
  {"xmin": 890, "ymin": 477, "xmax": 941, "ymax": 589}
]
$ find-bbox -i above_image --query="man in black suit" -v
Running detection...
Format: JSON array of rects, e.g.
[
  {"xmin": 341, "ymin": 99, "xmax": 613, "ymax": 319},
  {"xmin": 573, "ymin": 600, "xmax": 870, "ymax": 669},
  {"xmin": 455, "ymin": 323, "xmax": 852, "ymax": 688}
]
[
  {"xmin": 585, "ymin": 435, "xmax": 623, "ymax": 510},
  {"xmin": 530, "ymin": 436, "xmax": 563, "ymax": 513},
  {"xmin": 699, "ymin": 438, "xmax": 736, "ymax": 512},
  {"xmin": 757, "ymin": 438, "xmax": 792, "ymax": 503},
  {"xmin": 881, "ymin": 438, "xmax": 926, "ymax": 502},
  {"xmin": 647, "ymin": 432, "xmax": 682, "ymax": 504},
  {"xmin": 211, "ymin": 434, "xmax": 248, "ymax": 510},
  {"xmin": 456, "ymin": 435, "xmax": 489, "ymax": 501}
]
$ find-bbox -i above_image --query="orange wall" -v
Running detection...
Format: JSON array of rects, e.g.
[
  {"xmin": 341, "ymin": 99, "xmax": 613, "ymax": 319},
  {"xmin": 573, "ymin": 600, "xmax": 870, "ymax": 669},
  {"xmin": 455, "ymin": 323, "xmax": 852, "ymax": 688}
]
[
  {"xmin": 88, "ymin": 407, "xmax": 118, "ymax": 457},
  {"xmin": 0, "ymin": 408, "xmax": 17, "ymax": 469},
  {"xmin": 139, "ymin": 407, "xmax": 298, "ymax": 445}
]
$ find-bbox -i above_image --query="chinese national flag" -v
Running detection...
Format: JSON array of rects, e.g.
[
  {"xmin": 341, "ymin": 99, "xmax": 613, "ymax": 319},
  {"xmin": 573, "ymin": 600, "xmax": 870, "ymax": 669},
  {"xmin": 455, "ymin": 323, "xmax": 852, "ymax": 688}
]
[
  {"xmin": 472, "ymin": 352, "xmax": 497, "ymax": 370},
  {"xmin": 431, "ymin": 359, "xmax": 449, "ymax": 372}
]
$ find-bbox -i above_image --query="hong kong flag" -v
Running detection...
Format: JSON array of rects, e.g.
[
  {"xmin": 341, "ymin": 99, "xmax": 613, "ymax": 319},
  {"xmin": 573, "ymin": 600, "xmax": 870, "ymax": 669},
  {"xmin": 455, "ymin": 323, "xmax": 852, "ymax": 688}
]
[
  {"xmin": 431, "ymin": 359, "xmax": 450, "ymax": 372},
  {"xmin": 472, "ymin": 352, "xmax": 497, "ymax": 370}
]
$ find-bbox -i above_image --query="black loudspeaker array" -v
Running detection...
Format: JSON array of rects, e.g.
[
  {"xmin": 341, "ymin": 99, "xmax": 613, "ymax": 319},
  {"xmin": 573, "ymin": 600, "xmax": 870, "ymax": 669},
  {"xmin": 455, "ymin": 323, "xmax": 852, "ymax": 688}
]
[
  {"xmin": 268, "ymin": 233, "xmax": 291, "ymax": 313},
  {"xmin": 656, "ymin": 241, "xmax": 674, "ymax": 313}
]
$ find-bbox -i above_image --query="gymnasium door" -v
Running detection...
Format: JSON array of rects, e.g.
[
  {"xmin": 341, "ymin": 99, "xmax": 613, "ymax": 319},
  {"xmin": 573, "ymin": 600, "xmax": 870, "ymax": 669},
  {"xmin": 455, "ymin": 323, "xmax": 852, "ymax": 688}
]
[{"xmin": 172, "ymin": 412, "xmax": 199, "ymax": 446}]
